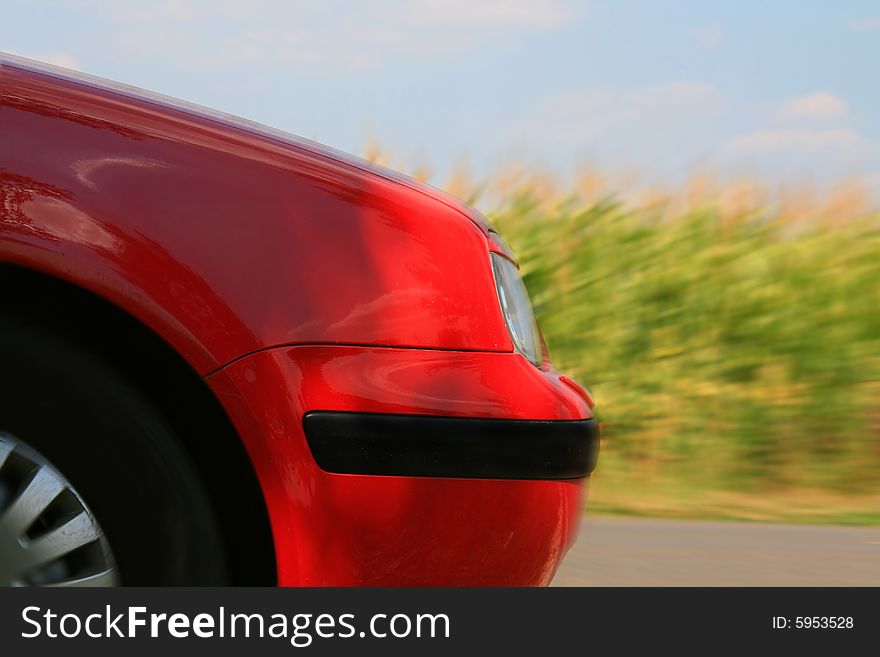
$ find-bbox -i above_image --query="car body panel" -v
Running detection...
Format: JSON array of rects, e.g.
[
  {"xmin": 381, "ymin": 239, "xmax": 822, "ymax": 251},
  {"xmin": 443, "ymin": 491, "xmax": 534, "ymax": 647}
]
[
  {"xmin": 207, "ymin": 344, "xmax": 591, "ymax": 586},
  {"xmin": 1, "ymin": 56, "xmax": 511, "ymax": 375}
]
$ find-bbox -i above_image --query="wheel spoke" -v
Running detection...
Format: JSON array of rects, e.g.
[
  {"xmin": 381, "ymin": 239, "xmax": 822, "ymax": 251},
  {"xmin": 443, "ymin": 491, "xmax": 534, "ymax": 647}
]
[
  {"xmin": 16, "ymin": 511, "xmax": 100, "ymax": 574},
  {"xmin": 0, "ymin": 438, "xmax": 13, "ymax": 470},
  {"xmin": 0, "ymin": 466, "xmax": 64, "ymax": 537}
]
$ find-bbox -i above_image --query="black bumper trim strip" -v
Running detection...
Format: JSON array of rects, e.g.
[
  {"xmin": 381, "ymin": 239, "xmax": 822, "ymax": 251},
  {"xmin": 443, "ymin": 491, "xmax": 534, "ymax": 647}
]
[{"xmin": 302, "ymin": 412, "xmax": 599, "ymax": 480}]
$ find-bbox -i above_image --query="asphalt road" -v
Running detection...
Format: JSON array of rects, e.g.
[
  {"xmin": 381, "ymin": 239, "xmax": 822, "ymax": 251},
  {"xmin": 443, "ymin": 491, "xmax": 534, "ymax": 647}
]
[{"xmin": 552, "ymin": 517, "xmax": 880, "ymax": 586}]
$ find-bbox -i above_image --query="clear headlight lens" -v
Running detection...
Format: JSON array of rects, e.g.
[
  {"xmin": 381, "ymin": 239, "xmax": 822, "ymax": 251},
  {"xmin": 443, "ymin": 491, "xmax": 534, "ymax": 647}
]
[{"xmin": 490, "ymin": 252, "xmax": 542, "ymax": 366}]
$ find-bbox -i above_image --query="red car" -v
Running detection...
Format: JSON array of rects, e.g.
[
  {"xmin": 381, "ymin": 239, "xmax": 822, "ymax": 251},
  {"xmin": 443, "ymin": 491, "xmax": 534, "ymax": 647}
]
[{"xmin": 0, "ymin": 54, "xmax": 598, "ymax": 587}]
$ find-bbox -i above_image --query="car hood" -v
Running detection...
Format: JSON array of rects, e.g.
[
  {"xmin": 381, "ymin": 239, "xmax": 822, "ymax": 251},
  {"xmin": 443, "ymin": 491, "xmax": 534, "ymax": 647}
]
[{"xmin": 0, "ymin": 51, "xmax": 492, "ymax": 235}]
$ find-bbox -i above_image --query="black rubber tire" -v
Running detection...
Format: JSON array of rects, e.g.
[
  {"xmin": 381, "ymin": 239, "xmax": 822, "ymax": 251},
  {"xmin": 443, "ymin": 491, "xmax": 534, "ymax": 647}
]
[{"xmin": 0, "ymin": 316, "xmax": 229, "ymax": 585}]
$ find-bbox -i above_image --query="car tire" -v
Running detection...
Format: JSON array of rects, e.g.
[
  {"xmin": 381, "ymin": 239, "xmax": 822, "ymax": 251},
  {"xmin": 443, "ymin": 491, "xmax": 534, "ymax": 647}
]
[{"xmin": 0, "ymin": 315, "xmax": 228, "ymax": 585}]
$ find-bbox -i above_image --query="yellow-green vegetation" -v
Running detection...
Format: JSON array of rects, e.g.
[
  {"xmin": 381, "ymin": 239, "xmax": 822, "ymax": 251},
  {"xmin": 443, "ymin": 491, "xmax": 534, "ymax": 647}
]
[{"xmin": 487, "ymin": 185, "xmax": 880, "ymax": 525}]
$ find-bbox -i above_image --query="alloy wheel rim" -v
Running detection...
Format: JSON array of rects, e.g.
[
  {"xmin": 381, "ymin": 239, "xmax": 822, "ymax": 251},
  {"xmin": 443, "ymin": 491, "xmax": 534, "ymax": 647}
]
[{"xmin": 0, "ymin": 432, "xmax": 119, "ymax": 586}]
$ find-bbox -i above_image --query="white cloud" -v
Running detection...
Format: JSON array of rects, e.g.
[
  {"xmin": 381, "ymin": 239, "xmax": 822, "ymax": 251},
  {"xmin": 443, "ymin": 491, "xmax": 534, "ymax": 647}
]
[
  {"xmin": 62, "ymin": 0, "xmax": 579, "ymax": 72},
  {"xmin": 100, "ymin": 0, "xmax": 579, "ymax": 29},
  {"xmin": 517, "ymin": 81, "xmax": 877, "ymax": 180},
  {"xmin": 67, "ymin": 0, "xmax": 265, "ymax": 22},
  {"xmin": 691, "ymin": 24, "xmax": 722, "ymax": 48},
  {"xmin": 775, "ymin": 92, "xmax": 849, "ymax": 121},
  {"xmin": 527, "ymin": 81, "xmax": 722, "ymax": 142},
  {"xmin": 724, "ymin": 128, "xmax": 874, "ymax": 158},
  {"xmin": 103, "ymin": 0, "xmax": 199, "ymax": 22},
  {"xmin": 849, "ymin": 17, "xmax": 880, "ymax": 32},
  {"xmin": 405, "ymin": 0, "xmax": 576, "ymax": 29},
  {"xmin": 225, "ymin": 29, "xmax": 367, "ymax": 70}
]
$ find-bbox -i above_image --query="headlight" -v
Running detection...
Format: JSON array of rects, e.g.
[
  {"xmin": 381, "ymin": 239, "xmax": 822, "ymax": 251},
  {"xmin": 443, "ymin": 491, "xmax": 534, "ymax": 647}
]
[{"xmin": 490, "ymin": 250, "xmax": 542, "ymax": 366}]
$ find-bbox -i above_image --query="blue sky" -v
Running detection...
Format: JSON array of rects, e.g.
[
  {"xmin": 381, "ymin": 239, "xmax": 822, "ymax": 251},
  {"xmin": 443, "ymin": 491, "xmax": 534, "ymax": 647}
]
[{"xmin": 4, "ymin": 1, "xmax": 880, "ymax": 195}]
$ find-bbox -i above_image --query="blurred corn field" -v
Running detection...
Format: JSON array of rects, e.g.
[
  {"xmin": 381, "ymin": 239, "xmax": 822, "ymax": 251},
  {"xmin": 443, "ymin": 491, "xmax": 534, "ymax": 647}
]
[{"xmin": 370, "ymin": 145, "xmax": 880, "ymax": 524}]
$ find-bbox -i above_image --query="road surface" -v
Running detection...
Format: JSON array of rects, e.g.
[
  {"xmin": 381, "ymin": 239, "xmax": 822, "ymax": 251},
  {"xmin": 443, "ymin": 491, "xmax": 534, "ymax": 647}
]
[{"xmin": 552, "ymin": 517, "xmax": 880, "ymax": 586}]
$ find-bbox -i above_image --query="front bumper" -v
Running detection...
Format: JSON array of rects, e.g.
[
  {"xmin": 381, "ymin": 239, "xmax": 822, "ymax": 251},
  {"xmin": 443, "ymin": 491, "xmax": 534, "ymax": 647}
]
[{"xmin": 207, "ymin": 345, "xmax": 596, "ymax": 586}]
